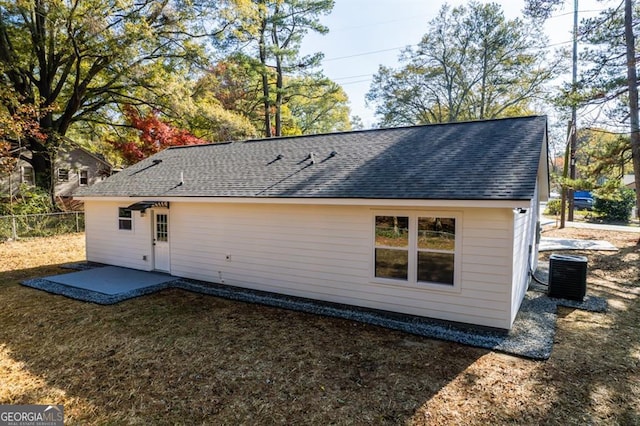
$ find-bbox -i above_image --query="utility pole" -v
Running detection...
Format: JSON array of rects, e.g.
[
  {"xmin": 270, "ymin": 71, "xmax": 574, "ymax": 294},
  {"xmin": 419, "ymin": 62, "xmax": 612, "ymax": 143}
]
[
  {"xmin": 567, "ymin": 0, "xmax": 578, "ymax": 222},
  {"xmin": 560, "ymin": 121, "xmax": 572, "ymax": 229},
  {"xmin": 625, "ymin": 0, "xmax": 640, "ymax": 218}
]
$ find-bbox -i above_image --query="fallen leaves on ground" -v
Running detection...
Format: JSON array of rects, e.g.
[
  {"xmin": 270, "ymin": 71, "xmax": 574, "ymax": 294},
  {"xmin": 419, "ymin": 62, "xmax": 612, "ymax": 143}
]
[{"xmin": 0, "ymin": 230, "xmax": 638, "ymax": 424}]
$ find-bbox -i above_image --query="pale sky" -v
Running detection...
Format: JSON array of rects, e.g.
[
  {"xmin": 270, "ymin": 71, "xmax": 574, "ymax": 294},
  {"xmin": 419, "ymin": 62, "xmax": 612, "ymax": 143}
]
[{"xmin": 301, "ymin": 0, "xmax": 607, "ymax": 129}]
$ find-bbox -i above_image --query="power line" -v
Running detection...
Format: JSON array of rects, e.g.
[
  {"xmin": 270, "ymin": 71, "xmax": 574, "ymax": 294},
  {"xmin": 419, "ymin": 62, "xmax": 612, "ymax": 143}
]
[
  {"xmin": 332, "ymin": 73, "xmax": 374, "ymax": 81},
  {"xmin": 318, "ymin": 6, "xmax": 610, "ymax": 64},
  {"xmin": 327, "ymin": 15, "xmax": 434, "ymax": 33},
  {"xmin": 339, "ymin": 79, "xmax": 373, "ymax": 86},
  {"xmin": 547, "ymin": 8, "xmax": 610, "ymax": 19},
  {"xmin": 322, "ymin": 45, "xmax": 415, "ymax": 62},
  {"xmin": 325, "ymin": 8, "xmax": 608, "ymax": 33}
]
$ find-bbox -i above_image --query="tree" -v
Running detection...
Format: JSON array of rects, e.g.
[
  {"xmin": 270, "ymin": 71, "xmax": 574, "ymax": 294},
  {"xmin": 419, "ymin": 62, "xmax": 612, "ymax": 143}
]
[
  {"xmin": 576, "ymin": 128, "xmax": 631, "ymax": 183},
  {"xmin": 108, "ymin": 107, "xmax": 207, "ymax": 165},
  {"xmin": 147, "ymin": 69, "xmax": 259, "ymax": 143},
  {"xmin": 226, "ymin": 0, "xmax": 335, "ymax": 137},
  {"xmin": 0, "ymin": 0, "xmax": 214, "ymax": 195},
  {"xmin": 524, "ymin": 0, "xmax": 564, "ymax": 20},
  {"xmin": 527, "ymin": 0, "xmax": 640, "ymax": 216},
  {"xmin": 366, "ymin": 2, "xmax": 556, "ymax": 126},
  {"xmin": 0, "ymin": 86, "xmax": 48, "ymax": 177},
  {"xmin": 199, "ymin": 55, "xmax": 350, "ymax": 136},
  {"xmin": 195, "ymin": 56, "xmax": 268, "ymax": 136},
  {"xmin": 623, "ymin": 0, "xmax": 640, "ymax": 217},
  {"xmin": 282, "ymin": 76, "xmax": 351, "ymax": 134}
]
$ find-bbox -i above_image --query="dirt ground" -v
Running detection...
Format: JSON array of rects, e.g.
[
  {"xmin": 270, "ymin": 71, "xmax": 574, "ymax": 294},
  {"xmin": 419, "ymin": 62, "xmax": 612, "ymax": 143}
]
[{"xmin": 0, "ymin": 229, "xmax": 638, "ymax": 425}]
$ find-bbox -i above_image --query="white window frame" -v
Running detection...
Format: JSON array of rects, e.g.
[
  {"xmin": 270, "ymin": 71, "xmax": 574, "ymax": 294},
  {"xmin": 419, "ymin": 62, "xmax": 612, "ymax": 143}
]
[
  {"xmin": 21, "ymin": 166, "xmax": 35, "ymax": 185},
  {"xmin": 371, "ymin": 210, "xmax": 462, "ymax": 293},
  {"xmin": 57, "ymin": 168, "xmax": 69, "ymax": 182},
  {"xmin": 118, "ymin": 207, "xmax": 133, "ymax": 231},
  {"xmin": 78, "ymin": 169, "xmax": 89, "ymax": 186}
]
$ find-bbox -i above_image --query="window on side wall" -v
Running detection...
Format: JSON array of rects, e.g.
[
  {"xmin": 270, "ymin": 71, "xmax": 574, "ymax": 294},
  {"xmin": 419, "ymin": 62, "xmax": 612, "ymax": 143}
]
[
  {"xmin": 79, "ymin": 170, "xmax": 88, "ymax": 185},
  {"xmin": 373, "ymin": 212, "xmax": 459, "ymax": 288},
  {"xmin": 58, "ymin": 169, "xmax": 69, "ymax": 182},
  {"xmin": 417, "ymin": 217, "xmax": 456, "ymax": 285},
  {"xmin": 21, "ymin": 166, "xmax": 35, "ymax": 185},
  {"xmin": 118, "ymin": 208, "xmax": 132, "ymax": 230},
  {"xmin": 374, "ymin": 215, "xmax": 409, "ymax": 280}
]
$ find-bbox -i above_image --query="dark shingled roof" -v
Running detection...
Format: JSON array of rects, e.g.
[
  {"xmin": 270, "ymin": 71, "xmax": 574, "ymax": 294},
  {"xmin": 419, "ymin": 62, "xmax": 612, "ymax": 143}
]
[{"xmin": 75, "ymin": 116, "xmax": 547, "ymax": 200}]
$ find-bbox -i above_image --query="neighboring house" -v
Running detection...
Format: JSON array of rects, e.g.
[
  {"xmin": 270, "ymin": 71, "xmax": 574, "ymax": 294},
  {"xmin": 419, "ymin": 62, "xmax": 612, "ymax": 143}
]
[
  {"xmin": 54, "ymin": 141, "xmax": 113, "ymax": 199},
  {"xmin": 0, "ymin": 139, "xmax": 113, "ymax": 201},
  {"xmin": 623, "ymin": 174, "xmax": 635, "ymax": 190},
  {"xmin": 75, "ymin": 116, "xmax": 549, "ymax": 330}
]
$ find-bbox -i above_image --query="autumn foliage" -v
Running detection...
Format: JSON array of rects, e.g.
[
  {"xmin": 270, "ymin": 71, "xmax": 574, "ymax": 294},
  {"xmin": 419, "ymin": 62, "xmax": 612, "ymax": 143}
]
[
  {"xmin": 0, "ymin": 97, "xmax": 49, "ymax": 175},
  {"xmin": 110, "ymin": 106, "xmax": 207, "ymax": 164},
  {"xmin": 0, "ymin": 141, "xmax": 15, "ymax": 175}
]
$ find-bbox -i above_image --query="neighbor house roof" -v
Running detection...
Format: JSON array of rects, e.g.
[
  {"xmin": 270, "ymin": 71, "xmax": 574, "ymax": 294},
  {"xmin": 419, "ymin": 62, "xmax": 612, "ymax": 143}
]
[{"xmin": 75, "ymin": 116, "xmax": 548, "ymax": 201}]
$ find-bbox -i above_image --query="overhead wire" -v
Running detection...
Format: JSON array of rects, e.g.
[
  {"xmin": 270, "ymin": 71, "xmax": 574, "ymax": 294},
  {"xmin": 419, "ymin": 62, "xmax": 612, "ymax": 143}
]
[{"xmin": 318, "ymin": 7, "xmax": 610, "ymax": 89}]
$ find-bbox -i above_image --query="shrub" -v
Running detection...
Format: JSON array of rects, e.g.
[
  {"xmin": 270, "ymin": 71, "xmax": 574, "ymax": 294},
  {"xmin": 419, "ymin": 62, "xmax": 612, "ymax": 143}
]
[
  {"xmin": 545, "ymin": 199, "xmax": 562, "ymax": 215},
  {"xmin": 0, "ymin": 184, "xmax": 54, "ymax": 216},
  {"xmin": 593, "ymin": 186, "xmax": 636, "ymax": 222}
]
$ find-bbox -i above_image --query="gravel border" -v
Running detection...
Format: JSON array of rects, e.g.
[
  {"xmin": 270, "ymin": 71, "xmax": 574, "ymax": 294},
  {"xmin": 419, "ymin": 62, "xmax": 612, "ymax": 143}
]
[{"xmin": 22, "ymin": 263, "xmax": 608, "ymax": 360}]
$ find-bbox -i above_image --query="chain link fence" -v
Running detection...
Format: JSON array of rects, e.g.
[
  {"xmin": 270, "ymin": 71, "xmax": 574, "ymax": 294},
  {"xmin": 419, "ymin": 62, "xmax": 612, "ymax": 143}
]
[{"xmin": 0, "ymin": 212, "xmax": 85, "ymax": 240}]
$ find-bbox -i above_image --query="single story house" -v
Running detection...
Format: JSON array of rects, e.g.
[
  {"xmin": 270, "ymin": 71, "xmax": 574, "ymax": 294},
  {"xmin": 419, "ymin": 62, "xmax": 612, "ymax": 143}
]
[{"xmin": 75, "ymin": 116, "xmax": 549, "ymax": 330}]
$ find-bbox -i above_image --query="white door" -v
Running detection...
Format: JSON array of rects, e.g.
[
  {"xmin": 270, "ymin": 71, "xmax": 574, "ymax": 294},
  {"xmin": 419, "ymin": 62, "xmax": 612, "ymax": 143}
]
[{"xmin": 153, "ymin": 211, "xmax": 170, "ymax": 272}]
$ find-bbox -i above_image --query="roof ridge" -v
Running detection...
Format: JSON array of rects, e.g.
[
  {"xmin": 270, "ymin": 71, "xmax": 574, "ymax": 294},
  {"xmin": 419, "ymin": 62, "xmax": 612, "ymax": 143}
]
[
  {"xmin": 166, "ymin": 115, "xmax": 546, "ymax": 151},
  {"xmin": 167, "ymin": 141, "xmax": 232, "ymax": 150}
]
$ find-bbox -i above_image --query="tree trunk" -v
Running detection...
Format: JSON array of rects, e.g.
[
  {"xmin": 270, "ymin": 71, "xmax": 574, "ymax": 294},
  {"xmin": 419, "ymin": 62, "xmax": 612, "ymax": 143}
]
[
  {"xmin": 271, "ymin": 2, "xmax": 283, "ymax": 137},
  {"xmin": 261, "ymin": 68, "xmax": 271, "ymax": 138},
  {"xmin": 274, "ymin": 55, "xmax": 283, "ymax": 137},
  {"xmin": 29, "ymin": 139, "xmax": 53, "ymax": 197},
  {"xmin": 259, "ymin": 21, "xmax": 272, "ymax": 138},
  {"xmin": 625, "ymin": 0, "xmax": 640, "ymax": 218}
]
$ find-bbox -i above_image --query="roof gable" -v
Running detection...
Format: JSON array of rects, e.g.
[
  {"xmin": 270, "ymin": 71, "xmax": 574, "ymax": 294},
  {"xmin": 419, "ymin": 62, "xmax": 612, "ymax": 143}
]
[{"xmin": 75, "ymin": 116, "xmax": 547, "ymax": 201}]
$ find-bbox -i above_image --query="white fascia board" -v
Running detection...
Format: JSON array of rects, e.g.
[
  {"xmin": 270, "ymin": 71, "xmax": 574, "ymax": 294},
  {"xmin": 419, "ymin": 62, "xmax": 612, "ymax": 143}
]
[{"xmin": 74, "ymin": 196, "xmax": 532, "ymax": 209}]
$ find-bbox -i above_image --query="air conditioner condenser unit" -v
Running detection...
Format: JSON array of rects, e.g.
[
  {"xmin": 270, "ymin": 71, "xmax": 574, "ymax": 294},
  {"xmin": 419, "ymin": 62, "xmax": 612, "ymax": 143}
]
[{"xmin": 548, "ymin": 254, "xmax": 588, "ymax": 301}]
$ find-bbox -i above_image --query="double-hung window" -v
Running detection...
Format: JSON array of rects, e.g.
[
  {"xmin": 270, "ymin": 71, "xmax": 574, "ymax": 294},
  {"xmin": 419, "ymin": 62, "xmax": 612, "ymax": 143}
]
[
  {"xmin": 57, "ymin": 169, "xmax": 69, "ymax": 182},
  {"xmin": 118, "ymin": 208, "xmax": 133, "ymax": 230},
  {"xmin": 79, "ymin": 170, "xmax": 89, "ymax": 185},
  {"xmin": 21, "ymin": 166, "xmax": 35, "ymax": 185},
  {"xmin": 374, "ymin": 212, "xmax": 459, "ymax": 289}
]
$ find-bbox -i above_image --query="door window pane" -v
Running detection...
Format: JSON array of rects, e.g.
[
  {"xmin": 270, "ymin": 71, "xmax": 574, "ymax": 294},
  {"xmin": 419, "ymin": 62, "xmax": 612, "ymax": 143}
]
[{"xmin": 156, "ymin": 214, "xmax": 168, "ymax": 242}]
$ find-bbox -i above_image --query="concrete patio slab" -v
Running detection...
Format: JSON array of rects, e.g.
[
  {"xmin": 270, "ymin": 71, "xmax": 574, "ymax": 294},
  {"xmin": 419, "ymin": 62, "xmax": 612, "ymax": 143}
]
[
  {"xmin": 44, "ymin": 266, "xmax": 176, "ymax": 295},
  {"xmin": 539, "ymin": 237, "xmax": 618, "ymax": 252}
]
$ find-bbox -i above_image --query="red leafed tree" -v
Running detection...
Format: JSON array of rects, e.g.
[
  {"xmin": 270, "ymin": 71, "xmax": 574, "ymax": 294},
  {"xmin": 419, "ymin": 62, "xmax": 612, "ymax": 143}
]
[
  {"xmin": 0, "ymin": 140, "xmax": 14, "ymax": 176},
  {"xmin": 0, "ymin": 99, "xmax": 49, "ymax": 176},
  {"xmin": 111, "ymin": 106, "xmax": 207, "ymax": 165}
]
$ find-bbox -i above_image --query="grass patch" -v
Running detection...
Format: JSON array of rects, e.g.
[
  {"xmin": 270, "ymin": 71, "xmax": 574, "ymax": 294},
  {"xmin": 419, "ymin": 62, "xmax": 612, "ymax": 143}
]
[{"xmin": 0, "ymin": 231, "xmax": 639, "ymax": 424}]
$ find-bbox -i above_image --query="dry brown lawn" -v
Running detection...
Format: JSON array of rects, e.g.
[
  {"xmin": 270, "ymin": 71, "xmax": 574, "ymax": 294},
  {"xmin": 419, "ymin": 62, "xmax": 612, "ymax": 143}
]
[{"xmin": 0, "ymin": 229, "xmax": 638, "ymax": 425}]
